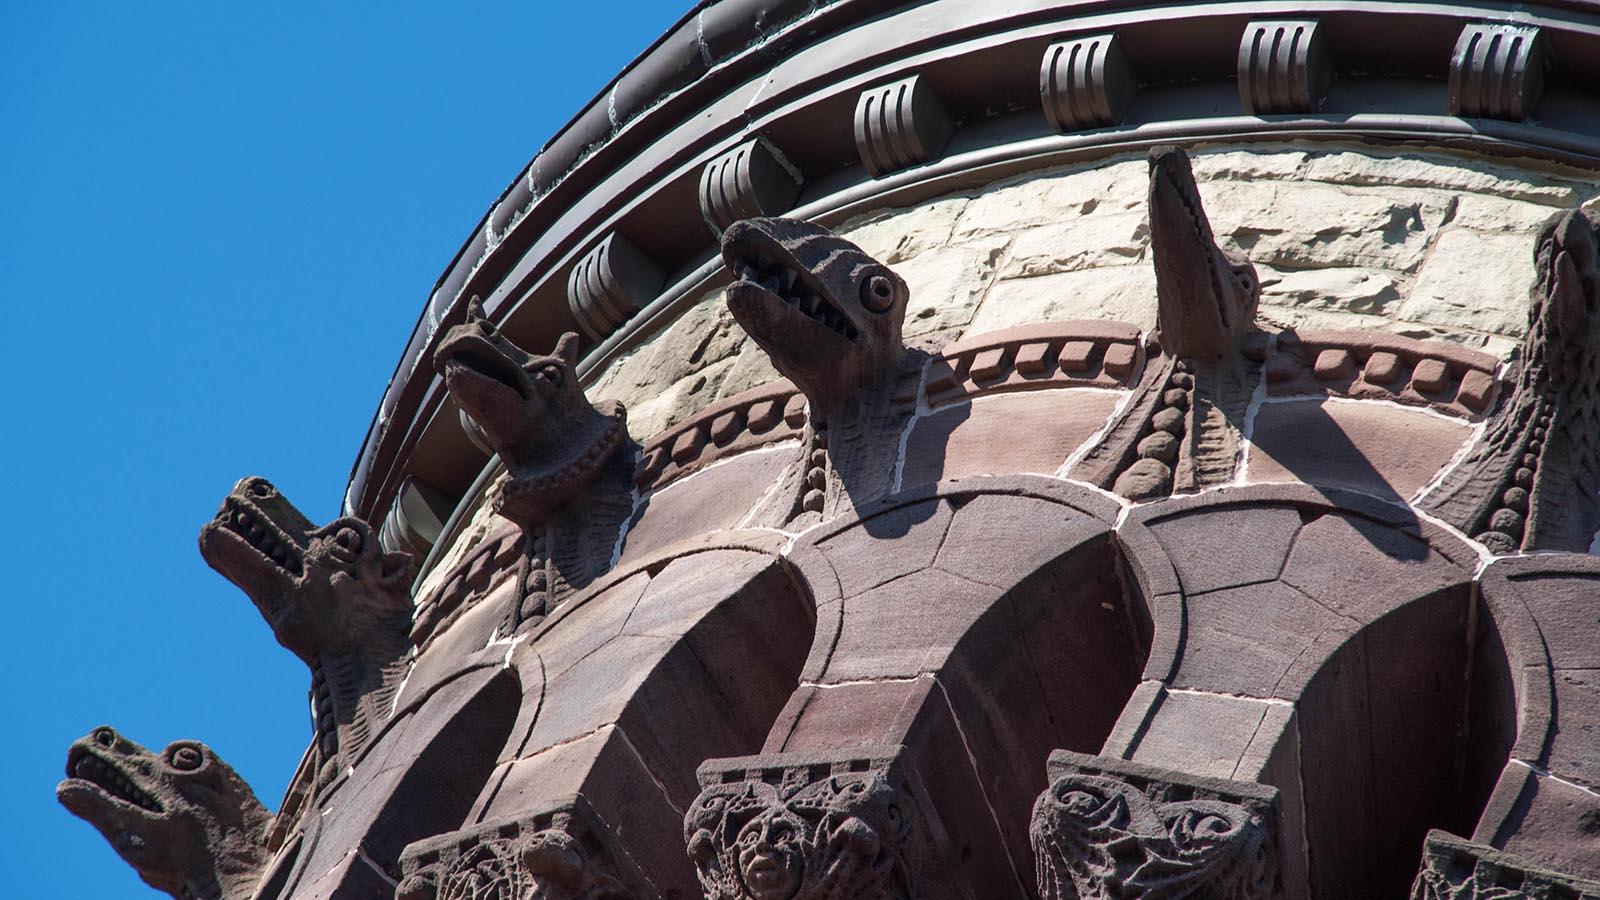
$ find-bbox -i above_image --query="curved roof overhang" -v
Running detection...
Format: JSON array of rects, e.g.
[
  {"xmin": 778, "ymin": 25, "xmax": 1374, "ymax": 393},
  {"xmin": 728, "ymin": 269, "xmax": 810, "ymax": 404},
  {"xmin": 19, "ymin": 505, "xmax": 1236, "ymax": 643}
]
[{"xmin": 347, "ymin": 0, "xmax": 1600, "ymax": 566}]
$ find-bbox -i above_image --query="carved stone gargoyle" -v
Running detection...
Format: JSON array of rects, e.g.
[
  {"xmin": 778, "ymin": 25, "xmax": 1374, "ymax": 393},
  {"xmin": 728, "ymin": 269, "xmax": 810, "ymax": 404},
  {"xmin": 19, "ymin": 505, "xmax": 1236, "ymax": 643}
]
[
  {"xmin": 1074, "ymin": 146, "xmax": 1264, "ymax": 500},
  {"xmin": 57, "ymin": 726, "xmax": 273, "ymax": 900},
  {"xmin": 198, "ymin": 477, "xmax": 413, "ymax": 791},
  {"xmin": 1422, "ymin": 208, "xmax": 1600, "ymax": 553},
  {"xmin": 721, "ymin": 217, "xmax": 923, "ymax": 520},
  {"xmin": 432, "ymin": 298, "xmax": 634, "ymax": 629}
]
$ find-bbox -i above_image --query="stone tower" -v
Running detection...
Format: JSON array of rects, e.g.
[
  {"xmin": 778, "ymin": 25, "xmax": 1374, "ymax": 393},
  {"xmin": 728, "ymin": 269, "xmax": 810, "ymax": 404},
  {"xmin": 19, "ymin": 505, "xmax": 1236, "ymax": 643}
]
[{"xmin": 60, "ymin": 3, "xmax": 1600, "ymax": 898}]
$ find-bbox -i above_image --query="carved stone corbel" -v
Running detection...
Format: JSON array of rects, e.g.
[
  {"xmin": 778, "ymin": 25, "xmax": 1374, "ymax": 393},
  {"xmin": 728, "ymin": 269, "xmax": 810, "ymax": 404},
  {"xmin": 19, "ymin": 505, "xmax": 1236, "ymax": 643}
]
[
  {"xmin": 1041, "ymin": 33, "xmax": 1137, "ymax": 131},
  {"xmin": 1410, "ymin": 830, "xmax": 1600, "ymax": 899},
  {"xmin": 699, "ymin": 138, "xmax": 805, "ymax": 236},
  {"xmin": 1237, "ymin": 19, "xmax": 1332, "ymax": 115},
  {"xmin": 685, "ymin": 747, "xmax": 967, "ymax": 900},
  {"xmin": 1448, "ymin": 24, "xmax": 1547, "ymax": 122},
  {"xmin": 568, "ymin": 232, "xmax": 666, "ymax": 340},
  {"xmin": 397, "ymin": 797, "xmax": 650, "ymax": 900},
  {"xmin": 1031, "ymin": 750, "xmax": 1282, "ymax": 900},
  {"xmin": 854, "ymin": 74, "xmax": 955, "ymax": 178}
]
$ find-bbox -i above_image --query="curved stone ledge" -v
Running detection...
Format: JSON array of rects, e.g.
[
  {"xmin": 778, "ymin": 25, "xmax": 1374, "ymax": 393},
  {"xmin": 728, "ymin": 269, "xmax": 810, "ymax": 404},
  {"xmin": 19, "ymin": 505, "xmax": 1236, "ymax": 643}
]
[{"xmin": 346, "ymin": 0, "xmax": 1600, "ymax": 538}]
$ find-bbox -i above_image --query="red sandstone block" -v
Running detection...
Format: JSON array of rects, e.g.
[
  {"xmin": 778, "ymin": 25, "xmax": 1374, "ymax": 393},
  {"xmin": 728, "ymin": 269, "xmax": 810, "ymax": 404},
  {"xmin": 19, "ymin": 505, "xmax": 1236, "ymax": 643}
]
[
  {"xmin": 1411, "ymin": 358, "xmax": 1450, "ymax": 393},
  {"xmin": 1102, "ymin": 343, "xmax": 1138, "ymax": 380}
]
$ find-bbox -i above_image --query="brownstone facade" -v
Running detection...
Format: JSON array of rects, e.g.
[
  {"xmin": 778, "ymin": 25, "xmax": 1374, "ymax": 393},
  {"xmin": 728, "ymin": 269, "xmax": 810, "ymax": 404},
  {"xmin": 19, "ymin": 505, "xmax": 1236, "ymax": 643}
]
[{"xmin": 60, "ymin": 2, "xmax": 1600, "ymax": 898}]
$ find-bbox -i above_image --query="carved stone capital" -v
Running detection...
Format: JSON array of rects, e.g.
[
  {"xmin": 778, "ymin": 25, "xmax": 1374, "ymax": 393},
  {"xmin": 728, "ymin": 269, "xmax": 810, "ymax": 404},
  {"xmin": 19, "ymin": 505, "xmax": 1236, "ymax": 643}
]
[
  {"xmin": 1448, "ymin": 24, "xmax": 1547, "ymax": 122},
  {"xmin": 699, "ymin": 138, "xmax": 805, "ymax": 236},
  {"xmin": 397, "ymin": 797, "xmax": 648, "ymax": 900},
  {"xmin": 1031, "ymin": 750, "xmax": 1282, "ymax": 900},
  {"xmin": 854, "ymin": 74, "xmax": 955, "ymax": 178},
  {"xmin": 1237, "ymin": 19, "xmax": 1332, "ymax": 115},
  {"xmin": 568, "ymin": 232, "xmax": 665, "ymax": 340},
  {"xmin": 1410, "ymin": 830, "xmax": 1600, "ymax": 899},
  {"xmin": 685, "ymin": 747, "xmax": 964, "ymax": 900},
  {"xmin": 1041, "ymin": 33, "xmax": 1137, "ymax": 131}
]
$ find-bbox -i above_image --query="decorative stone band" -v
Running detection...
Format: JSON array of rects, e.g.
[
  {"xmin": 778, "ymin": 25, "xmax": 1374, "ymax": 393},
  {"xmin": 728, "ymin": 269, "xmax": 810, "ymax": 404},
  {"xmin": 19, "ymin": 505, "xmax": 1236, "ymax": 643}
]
[
  {"xmin": 1449, "ymin": 24, "xmax": 1548, "ymax": 122},
  {"xmin": 854, "ymin": 74, "xmax": 955, "ymax": 179},
  {"xmin": 410, "ymin": 520, "xmax": 523, "ymax": 651},
  {"xmin": 635, "ymin": 381, "xmax": 807, "ymax": 491},
  {"xmin": 924, "ymin": 321, "xmax": 1145, "ymax": 408},
  {"xmin": 685, "ymin": 746, "xmax": 968, "ymax": 900},
  {"xmin": 635, "ymin": 321, "xmax": 1149, "ymax": 494},
  {"xmin": 1040, "ymin": 33, "xmax": 1136, "ymax": 132},
  {"xmin": 1265, "ymin": 329, "xmax": 1501, "ymax": 419},
  {"xmin": 699, "ymin": 139, "xmax": 805, "ymax": 237},
  {"xmin": 396, "ymin": 796, "xmax": 650, "ymax": 900},
  {"xmin": 1237, "ymin": 19, "xmax": 1332, "ymax": 115},
  {"xmin": 1410, "ymin": 829, "xmax": 1600, "ymax": 900},
  {"xmin": 1031, "ymin": 749, "xmax": 1283, "ymax": 900}
]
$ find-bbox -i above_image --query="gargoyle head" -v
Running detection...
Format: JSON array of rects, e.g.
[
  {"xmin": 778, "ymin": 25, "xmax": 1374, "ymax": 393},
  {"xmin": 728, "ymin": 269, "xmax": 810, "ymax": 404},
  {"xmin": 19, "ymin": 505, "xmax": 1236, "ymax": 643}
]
[
  {"xmin": 721, "ymin": 217, "xmax": 910, "ymax": 420},
  {"xmin": 433, "ymin": 299, "xmax": 626, "ymax": 528},
  {"xmin": 198, "ymin": 476, "xmax": 413, "ymax": 664},
  {"xmin": 1147, "ymin": 146, "xmax": 1260, "ymax": 361},
  {"xmin": 58, "ymin": 726, "xmax": 271, "ymax": 899},
  {"xmin": 1532, "ymin": 208, "xmax": 1600, "ymax": 386}
]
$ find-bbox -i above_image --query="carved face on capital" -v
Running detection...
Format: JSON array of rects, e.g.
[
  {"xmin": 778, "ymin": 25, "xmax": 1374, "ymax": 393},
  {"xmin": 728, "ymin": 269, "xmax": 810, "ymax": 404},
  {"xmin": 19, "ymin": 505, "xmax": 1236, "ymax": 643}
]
[
  {"xmin": 736, "ymin": 810, "xmax": 805, "ymax": 900},
  {"xmin": 198, "ymin": 476, "xmax": 413, "ymax": 663},
  {"xmin": 721, "ymin": 217, "xmax": 910, "ymax": 417}
]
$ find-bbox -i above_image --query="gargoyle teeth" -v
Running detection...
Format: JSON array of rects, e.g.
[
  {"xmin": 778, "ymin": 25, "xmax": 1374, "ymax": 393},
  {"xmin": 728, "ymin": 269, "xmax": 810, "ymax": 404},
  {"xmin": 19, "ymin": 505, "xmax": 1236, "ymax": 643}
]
[
  {"xmin": 220, "ymin": 498, "xmax": 305, "ymax": 577},
  {"xmin": 67, "ymin": 750, "xmax": 163, "ymax": 813}
]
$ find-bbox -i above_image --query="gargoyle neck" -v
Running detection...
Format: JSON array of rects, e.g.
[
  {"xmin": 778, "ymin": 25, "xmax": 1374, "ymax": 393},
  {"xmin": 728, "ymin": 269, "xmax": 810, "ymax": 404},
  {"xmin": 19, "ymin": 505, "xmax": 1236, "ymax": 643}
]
[{"xmin": 495, "ymin": 405, "xmax": 627, "ymax": 530}]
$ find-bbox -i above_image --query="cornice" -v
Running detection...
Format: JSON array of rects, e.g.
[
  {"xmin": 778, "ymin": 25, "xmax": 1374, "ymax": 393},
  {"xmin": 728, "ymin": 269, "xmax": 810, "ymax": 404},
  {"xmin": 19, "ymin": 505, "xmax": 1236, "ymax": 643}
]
[{"xmin": 353, "ymin": 0, "xmax": 1600, "ymax": 565}]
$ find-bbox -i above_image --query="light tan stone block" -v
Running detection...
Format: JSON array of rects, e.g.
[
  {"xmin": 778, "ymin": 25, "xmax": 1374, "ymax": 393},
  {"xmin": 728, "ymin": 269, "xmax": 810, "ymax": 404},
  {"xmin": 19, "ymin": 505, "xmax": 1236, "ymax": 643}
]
[{"xmin": 1401, "ymin": 228, "xmax": 1538, "ymax": 338}]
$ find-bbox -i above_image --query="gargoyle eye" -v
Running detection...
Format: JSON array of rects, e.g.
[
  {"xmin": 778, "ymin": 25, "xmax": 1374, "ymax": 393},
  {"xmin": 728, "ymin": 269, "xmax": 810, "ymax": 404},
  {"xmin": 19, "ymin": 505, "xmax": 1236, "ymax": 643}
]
[
  {"xmin": 534, "ymin": 364, "xmax": 565, "ymax": 388},
  {"xmin": 331, "ymin": 526, "xmax": 363, "ymax": 559},
  {"xmin": 861, "ymin": 274, "xmax": 897, "ymax": 313},
  {"xmin": 247, "ymin": 481, "xmax": 272, "ymax": 499},
  {"xmin": 92, "ymin": 727, "xmax": 117, "ymax": 748},
  {"xmin": 167, "ymin": 744, "xmax": 205, "ymax": 772}
]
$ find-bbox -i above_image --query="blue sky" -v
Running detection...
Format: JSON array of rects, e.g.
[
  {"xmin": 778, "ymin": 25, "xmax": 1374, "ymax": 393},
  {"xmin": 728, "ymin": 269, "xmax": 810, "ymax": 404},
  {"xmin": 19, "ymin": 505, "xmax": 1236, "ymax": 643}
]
[{"xmin": 0, "ymin": 3, "xmax": 686, "ymax": 894}]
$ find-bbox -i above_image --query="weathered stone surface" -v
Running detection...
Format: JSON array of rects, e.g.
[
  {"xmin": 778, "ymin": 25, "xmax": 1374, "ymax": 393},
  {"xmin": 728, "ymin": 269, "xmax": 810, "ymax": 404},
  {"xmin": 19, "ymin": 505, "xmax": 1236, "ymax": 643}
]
[
  {"xmin": 998, "ymin": 212, "xmax": 1147, "ymax": 278},
  {"xmin": 1300, "ymin": 151, "xmax": 1584, "ymax": 206},
  {"xmin": 1032, "ymin": 750, "xmax": 1283, "ymax": 900},
  {"xmin": 970, "ymin": 266, "xmax": 1158, "ymax": 334},
  {"xmin": 1401, "ymin": 229, "xmax": 1540, "ymax": 338},
  {"xmin": 622, "ymin": 445, "xmax": 797, "ymax": 563},
  {"xmin": 1209, "ymin": 179, "xmax": 1454, "ymax": 273},
  {"xmin": 842, "ymin": 195, "xmax": 971, "ymax": 263},
  {"xmin": 900, "ymin": 389, "xmax": 1122, "ymax": 486},
  {"xmin": 1259, "ymin": 265, "xmax": 1405, "ymax": 316},
  {"xmin": 896, "ymin": 238, "xmax": 1007, "ymax": 337},
  {"xmin": 951, "ymin": 158, "xmax": 1146, "ymax": 240},
  {"xmin": 1246, "ymin": 398, "xmax": 1473, "ymax": 500}
]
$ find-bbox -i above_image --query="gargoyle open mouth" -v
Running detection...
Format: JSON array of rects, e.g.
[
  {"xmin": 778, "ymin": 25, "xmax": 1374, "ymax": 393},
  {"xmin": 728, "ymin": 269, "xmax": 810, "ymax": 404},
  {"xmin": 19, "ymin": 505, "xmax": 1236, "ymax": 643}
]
[
  {"xmin": 63, "ymin": 748, "xmax": 163, "ymax": 814},
  {"xmin": 212, "ymin": 496, "xmax": 304, "ymax": 578},
  {"xmin": 728, "ymin": 253, "xmax": 860, "ymax": 342},
  {"xmin": 439, "ymin": 337, "xmax": 530, "ymax": 401}
]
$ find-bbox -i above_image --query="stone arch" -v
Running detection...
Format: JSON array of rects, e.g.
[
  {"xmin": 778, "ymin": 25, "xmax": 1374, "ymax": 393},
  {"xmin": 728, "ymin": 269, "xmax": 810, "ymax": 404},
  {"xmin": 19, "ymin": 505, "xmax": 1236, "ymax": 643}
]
[
  {"xmin": 415, "ymin": 530, "xmax": 817, "ymax": 899},
  {"xmin": 1105, "ymin": 483, "xmax": 1548, "ymax": 900},
  {"xmin": 692, "ymin": 475, "xmax": 1151, "ymax": 900}
]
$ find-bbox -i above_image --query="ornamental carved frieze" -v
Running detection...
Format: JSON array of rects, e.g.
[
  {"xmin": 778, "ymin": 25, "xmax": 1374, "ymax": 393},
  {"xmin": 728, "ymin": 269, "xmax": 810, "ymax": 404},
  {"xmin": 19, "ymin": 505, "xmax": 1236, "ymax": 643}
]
[
  {"xmin": 396, "ymin": 798, "xmax": 648, "ymax": 900},
  {"xmin": 1410, "ymin": 830, "xmax": 1600, "ymax": 900},
  {"xmin": 685, "ymin": 748, "xmax": 967, "ymax": 900},
  {"xmin": 1031, "ymin": 751, "xmax": 1281, "ymax": 900}
]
